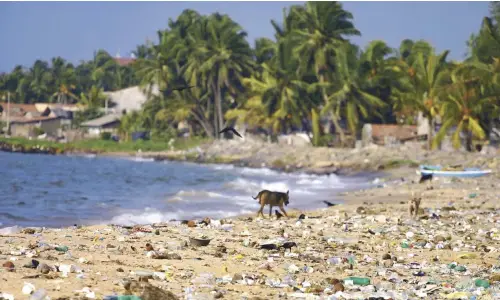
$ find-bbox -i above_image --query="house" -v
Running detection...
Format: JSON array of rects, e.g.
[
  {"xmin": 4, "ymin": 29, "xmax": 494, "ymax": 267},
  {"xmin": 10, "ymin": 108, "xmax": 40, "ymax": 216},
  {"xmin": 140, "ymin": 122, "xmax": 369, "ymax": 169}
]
[
  {"xmin": 35, "ymin": 103, "xmax": 83, "ymax": 113},
  {"xmin": 9, "ymin": 116, "xmax": 63, "ymax": 138},
  {"xmin": 80, "ymin": 114, "xmax": 121, "ymax": 137},
  {"xmin": 362, "ymin": 124, "xmax": 418, "ymax": 146},
  {"xmin": 113, "ymin": 54, "xmax": 136, "ymax": 67},
  {"xmin": 104, "ymin": 84, "xmax": 159, "ymax": 115},
  {"xmin": 0, "ymin": 102, "xmax": 40, "ymax": 120}
]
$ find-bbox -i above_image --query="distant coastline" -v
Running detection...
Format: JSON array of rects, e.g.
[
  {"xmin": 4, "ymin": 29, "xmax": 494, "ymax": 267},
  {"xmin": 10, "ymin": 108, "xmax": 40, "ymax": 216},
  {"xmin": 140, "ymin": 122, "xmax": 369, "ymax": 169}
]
[{"xmin": 1, "ymin": 137, "xmax": 498, "ymax": 179}]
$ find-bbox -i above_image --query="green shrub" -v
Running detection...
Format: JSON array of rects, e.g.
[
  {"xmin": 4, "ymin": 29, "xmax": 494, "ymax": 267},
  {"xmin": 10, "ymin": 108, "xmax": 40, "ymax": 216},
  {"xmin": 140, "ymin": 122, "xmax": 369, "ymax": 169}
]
[
  {"xmin": 100, "ymin": 132, "xmax": 112, "ymax": 140},
  {"xmin": 33, "ymin": 127, "xmax": 45, "ymax": 136}
]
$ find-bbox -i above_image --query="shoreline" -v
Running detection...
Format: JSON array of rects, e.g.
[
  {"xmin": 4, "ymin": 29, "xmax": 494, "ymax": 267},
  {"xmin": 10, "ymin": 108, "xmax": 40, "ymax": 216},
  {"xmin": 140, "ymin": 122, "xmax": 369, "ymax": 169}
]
[
  {"xmin": 0, "ymin": 143, "xmax": 499, "ymax": 299},
  {"xmin": 2, "ymin": 137, "xmax": 499, "ymax": 176},
  {"xmin": 1, "ymin": 161, "xmax": 499, "ymax": 299}
]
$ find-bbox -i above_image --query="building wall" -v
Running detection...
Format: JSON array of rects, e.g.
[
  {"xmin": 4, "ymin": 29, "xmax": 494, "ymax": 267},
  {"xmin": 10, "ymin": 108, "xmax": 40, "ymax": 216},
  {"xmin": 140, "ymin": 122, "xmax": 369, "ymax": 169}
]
[
  {"xmin": 10, "ymin": 118, "xmax": 62, "ymax": 138},
  {"xmin": 40, "ymin": 118, "xmax": 63, "ymax": 136},
  {"xmin": 10, "ymin": 123, "xmax": 32, "ymax": 137},
  {"xmin": 84, "ymin": 122, "xmax": 120, "ymax": 137}
]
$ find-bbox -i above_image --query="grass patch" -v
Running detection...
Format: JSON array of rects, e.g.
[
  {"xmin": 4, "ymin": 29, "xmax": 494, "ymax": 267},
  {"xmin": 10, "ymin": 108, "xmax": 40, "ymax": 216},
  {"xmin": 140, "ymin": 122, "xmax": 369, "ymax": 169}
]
[
  {"xmin": 271, "ymin": 159, "xmax": 287, "ymax": 169},
  {"xmin": 0, "ymin": 136, "xmax": 209, "ymax": 154},
  {"xmin": 205, "ymin": 155, "xmax": 239, "ymax": 164},
  {"xmin": 383, "ymin": 159, "xmax": 419, "ymax": 169}
]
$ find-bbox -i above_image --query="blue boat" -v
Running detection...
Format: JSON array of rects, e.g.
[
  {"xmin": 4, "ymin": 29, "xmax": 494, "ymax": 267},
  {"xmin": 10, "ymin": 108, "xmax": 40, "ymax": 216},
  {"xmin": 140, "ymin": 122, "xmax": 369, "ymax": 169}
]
[{"xmin": 418, "ymin": 165, "xmax": 492, "ymax": 178}]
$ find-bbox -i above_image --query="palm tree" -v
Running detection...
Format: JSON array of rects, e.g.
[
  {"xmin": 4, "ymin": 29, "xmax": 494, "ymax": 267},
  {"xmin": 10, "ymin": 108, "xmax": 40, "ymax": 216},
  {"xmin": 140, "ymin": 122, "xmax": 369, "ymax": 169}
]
[
  {"xmin": 79, "ymin": 86, "xmax": 107, "ymax": 109},
  {"xmin": 433, "ymin": 71, "xmax": 495, "ymax": 150},
  {"xmin": 28, "ymin": 60, "xmax": 52, "ymax": 102},
  {"xmin": 50, "ymin": 57, "xmax": 78, "ymax": 104},
  {"xmin": 239, "ymin": 47, "xmax": 310, "ymax": 135},
  {"xmin": 321, "ymin": 43, "xmax": 386, "ymax": 135},
  {"xmin": 134, "ymin": 35, "xmax": 176, "ymax": 97},
  {"xmin": 90, "ymin": 50, "xmax": 119, "ymax": 91},
  {"xmin": 291, "ymin": 1, "xmax": 361, "ymax": 145},
  {"xmin": 186, "ymin": 13, "xmax": 255, "ymax": 138},
  {"xmin": 412, "ymin": 50, "xmax": 452, "ymax": 149}
]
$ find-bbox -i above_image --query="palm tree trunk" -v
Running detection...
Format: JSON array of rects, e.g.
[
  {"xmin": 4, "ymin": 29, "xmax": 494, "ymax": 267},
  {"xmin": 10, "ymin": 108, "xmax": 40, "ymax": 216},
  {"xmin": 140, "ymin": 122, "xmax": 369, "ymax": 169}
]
[
  {"xmin": 216, "ymin": 83, "xmax": 224, "ymax": 139},
  {"xmin": 191, "ymin": 111, "xmax": 214, "ymax": 138},
  {"xmin": 319, "ymin": 74, "xmax": 345, "ymax": 147},
  {"xmin": 427, "ymin": 117, "xmax": 433, "ymax": 150},
  {"xmin": 211, "ymin": 81, "xmax": 221, "ymax": 139},
  {"xmin": 465, "ymin": 129, "xmax": 473, "ymax": 152},
  {"xmin": 330, "ymin": 113, "xmax": 345, "ymax": 147}
]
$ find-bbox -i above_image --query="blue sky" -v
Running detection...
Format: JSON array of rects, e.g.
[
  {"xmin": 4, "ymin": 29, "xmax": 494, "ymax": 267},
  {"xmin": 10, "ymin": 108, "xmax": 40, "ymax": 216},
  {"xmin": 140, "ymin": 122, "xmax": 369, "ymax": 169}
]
[{"xmin": 0, "ymin": 1, "xmax": 490, "ymax": 73}]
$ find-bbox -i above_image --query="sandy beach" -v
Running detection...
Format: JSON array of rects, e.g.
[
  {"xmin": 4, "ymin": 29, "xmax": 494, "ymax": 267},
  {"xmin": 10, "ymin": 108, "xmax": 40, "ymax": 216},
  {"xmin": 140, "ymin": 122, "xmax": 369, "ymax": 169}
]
[{"xmin": 1, "ymin": 142, "xmax": 500, "ymax": 300}]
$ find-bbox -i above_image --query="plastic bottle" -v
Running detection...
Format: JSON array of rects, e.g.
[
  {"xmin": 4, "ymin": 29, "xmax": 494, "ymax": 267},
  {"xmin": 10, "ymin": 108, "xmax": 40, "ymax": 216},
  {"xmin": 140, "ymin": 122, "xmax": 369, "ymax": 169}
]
[
  {"xmin": 55, "ymin": 246, "xmax": 68, "ymax": 252},
  {"xmin": 29, "ymin": 289, "xmax": 48, "ymax": 300},
  {"xmin": 455, "ymin": 265, "xmax": 467, "ymax": 272},
  {"xmin": 103, "ymin": 296, "xmax": 142, "ymax": 300},
  {"xmin": 475, "ymin": 279, "xmax": 490, "ymax": 288},
  {"xmin": 344, "ymin": 277, "xmax": 371, "ymax": 286}
]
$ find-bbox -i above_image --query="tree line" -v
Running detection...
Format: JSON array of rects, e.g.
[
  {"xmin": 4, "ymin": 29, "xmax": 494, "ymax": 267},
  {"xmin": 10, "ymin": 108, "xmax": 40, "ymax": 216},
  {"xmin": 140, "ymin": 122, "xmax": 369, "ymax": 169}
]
[{"xmin": 1, "ymin": 1, "xmax": 500, "ymax": 150}]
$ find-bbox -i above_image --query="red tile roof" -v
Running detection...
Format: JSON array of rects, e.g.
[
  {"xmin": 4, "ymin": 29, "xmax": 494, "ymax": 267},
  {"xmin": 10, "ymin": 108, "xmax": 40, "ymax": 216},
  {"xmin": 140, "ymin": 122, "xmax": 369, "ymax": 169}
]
[
  {"xmin": 0, "ymin": 102, "xmax": 38, "ymax": 117},
  {"xmin": 113, "ymin": 57, "xmax": 136, "ymax": 66},
  {"xmin": 370, "ymin": 124, "xmax": 418, "ymax": 143}
]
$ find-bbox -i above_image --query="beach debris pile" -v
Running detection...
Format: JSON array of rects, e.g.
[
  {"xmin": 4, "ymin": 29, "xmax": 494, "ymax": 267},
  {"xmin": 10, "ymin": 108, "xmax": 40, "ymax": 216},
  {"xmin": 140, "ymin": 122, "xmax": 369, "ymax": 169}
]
[{"xmin": 1, "ymin": 173, "xmax": 500, "ymax": 299}]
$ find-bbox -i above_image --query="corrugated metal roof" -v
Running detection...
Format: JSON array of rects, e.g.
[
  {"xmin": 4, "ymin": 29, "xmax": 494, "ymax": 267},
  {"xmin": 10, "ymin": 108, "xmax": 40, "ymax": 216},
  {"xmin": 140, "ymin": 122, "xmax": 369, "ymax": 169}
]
[
  {"xmin": 10, "ymin": 116, "xmax": 61, "ymax": 124},
  {"xmin": 80, "ymin": 114, "xmax": 121, "ymax": 127}
]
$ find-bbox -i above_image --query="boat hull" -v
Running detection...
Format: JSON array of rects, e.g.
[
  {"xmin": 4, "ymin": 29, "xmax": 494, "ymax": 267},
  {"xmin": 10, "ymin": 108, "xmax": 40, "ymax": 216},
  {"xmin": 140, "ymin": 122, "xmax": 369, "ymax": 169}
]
[{"xmin": 417, "ymin": 169, "xmax": 492, "ymax": 178}]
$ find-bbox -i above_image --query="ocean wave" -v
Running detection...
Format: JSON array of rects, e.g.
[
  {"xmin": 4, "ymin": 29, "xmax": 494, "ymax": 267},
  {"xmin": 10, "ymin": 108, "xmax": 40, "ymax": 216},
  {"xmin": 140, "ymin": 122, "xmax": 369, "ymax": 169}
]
[
  {"xmin": 129, "ymin": 157, "xmax": 155, "ymax": 162},
  {"xmin": 175, "ymin": 190, "xmax": 228, "ymax": 199},
  {"xmin": 210, "ymin": 164, "xmax": 235, "ymax": 171}
]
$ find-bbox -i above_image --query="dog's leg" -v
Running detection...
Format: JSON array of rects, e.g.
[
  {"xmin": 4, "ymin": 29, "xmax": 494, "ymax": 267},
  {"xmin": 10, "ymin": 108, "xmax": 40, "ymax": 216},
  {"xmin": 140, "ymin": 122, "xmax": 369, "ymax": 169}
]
[
  {"xmin": 415, "ymin": 201, "xmax": 420, "ymax": 218},
  {"xmin": 279, "ymin": 205, "xmax": 289, "ymax": 218},
  {"xmin": 408, "ymin": 201, "xmax": 413, "ymax": 218},
  {"xmin": 257, "ymin": 202, "xmax": 265, "ymax": 218}
]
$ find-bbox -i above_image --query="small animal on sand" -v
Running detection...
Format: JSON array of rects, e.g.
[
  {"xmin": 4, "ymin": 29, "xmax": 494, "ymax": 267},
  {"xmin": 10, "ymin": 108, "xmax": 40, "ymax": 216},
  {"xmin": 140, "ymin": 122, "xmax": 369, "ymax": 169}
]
[
  {"xmin": 253, "ymin": 189, "xmax": 290, "ymax": 218},
  {"xmin": 419, "ymin": 173, "xmax": 433, "ymax": 183},
  {"xmin": 275, "ymin": 209, "xmax": 284, "ymax": 220},
  {"xmin": 408, "ymin": 192, "xmax": 422, "ymax": 219},
  {"xmin": 260, "ymin": 243, "xmax": 279, "ymax": 250},
  {"xmin": 279, "ymin": 241, "xmax": 297, "ymax": 252},
  {"xmin": 323, "ymin": 200, "xmax": 338, "ymax": 207},
  {"xmin": 219, "ymin": 126, "xmax": 243, "ymax": 138}
]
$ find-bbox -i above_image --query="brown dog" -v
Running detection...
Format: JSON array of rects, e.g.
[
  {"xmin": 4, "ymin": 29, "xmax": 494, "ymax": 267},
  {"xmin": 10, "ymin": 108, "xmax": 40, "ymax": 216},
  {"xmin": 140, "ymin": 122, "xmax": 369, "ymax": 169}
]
[
  {"xmin": 253, "ymin": 190, "xmax": 290, "ymax": 219},
  {"xmin": 408, "ymin": 192, "xmax": 422, "ymax": 219}
]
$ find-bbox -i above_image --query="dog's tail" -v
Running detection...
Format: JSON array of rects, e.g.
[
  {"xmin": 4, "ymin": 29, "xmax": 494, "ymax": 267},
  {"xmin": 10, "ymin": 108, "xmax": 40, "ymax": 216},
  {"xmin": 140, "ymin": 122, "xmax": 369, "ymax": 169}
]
[{"xmin": 252, "ymin": 191, "xmax": 261, "ymax": 200}]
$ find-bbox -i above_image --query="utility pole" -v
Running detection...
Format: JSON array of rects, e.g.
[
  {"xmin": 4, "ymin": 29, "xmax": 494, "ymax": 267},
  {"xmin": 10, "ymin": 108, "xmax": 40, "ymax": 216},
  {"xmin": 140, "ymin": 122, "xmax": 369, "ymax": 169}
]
[{"xmin": 7, "ymin": 91, "xmax": 10, "ymax": 135}]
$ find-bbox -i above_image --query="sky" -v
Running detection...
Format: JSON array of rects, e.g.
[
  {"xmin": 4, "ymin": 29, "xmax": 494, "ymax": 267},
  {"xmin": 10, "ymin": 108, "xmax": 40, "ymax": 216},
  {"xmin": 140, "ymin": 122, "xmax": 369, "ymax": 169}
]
[{"xmin": 0, "ymin": 1, "xmax": 491, "ymax": 73}]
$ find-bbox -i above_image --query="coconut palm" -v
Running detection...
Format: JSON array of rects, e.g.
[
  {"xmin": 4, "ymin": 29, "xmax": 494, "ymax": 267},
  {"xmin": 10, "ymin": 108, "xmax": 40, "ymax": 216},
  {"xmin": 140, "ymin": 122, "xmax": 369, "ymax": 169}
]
[
  {"xmin": 90, "ymin": 50, "xmax": 119, "ymax": 91},
  {"xmin": 321, "ymin": 43, "xmax": 386, "ymax": 135},
  {"xmin": 412, "ymin": 50, "xmax": 452, "ymax": 149},
  {"xmin": 184, "ymin": 13, "xmax": 255, "ymax": 138},
  {"xmin": 79, "ymin": 86, "xmax": 107, "ymax": 109},
  {"xmin": 291, "ymin": 1, "xmax": 361, "ymax": 145},
  {"xmin": 50, "ymin": 57, "xmax": 79, "ymax": 104},
  {"xmin": 28, "ymin": 60, "xmax": 52, "ymax": 102},
  {"xmin": 433, "ymin": 72, "xmax": 495, "ymax": 150},
  {"xmin": 134, "ymin": 36, "xmax": 176, "ymax": 97},
  {"xmin": 240, "ymin": 58, "xmax": 309, "ymax": 134}
]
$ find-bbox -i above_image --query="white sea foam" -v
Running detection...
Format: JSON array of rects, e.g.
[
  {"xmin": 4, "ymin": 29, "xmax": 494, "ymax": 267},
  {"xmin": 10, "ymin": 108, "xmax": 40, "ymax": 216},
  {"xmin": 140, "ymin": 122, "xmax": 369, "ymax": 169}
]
[{"xmin": 129, "ymin": 157, "xmax": 155, "ymax": 162}]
